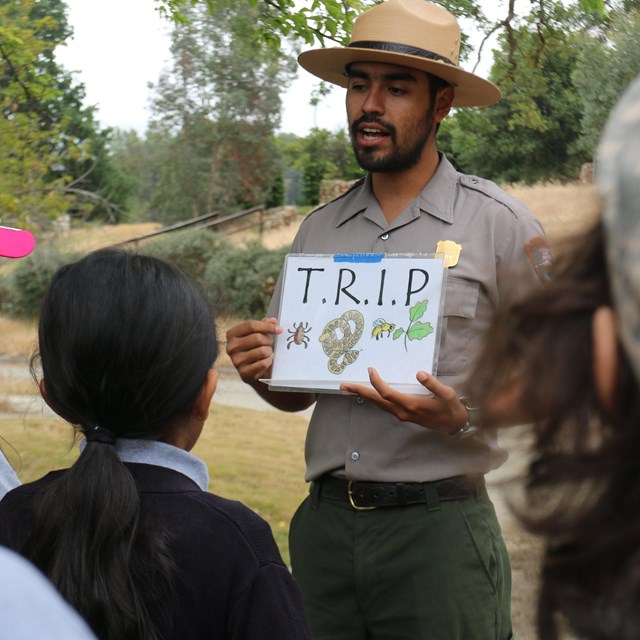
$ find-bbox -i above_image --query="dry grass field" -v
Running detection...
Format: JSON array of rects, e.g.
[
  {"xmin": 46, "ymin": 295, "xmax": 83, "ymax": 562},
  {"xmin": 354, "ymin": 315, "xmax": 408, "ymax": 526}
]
[{"xmin": 0, "ymin": 182, "xmax": 598, "ymax": 639}]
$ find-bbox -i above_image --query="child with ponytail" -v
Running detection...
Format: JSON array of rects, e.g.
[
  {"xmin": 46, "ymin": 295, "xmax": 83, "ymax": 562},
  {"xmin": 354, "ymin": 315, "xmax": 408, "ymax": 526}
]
[{"xmin": 0, "ymin": 248, "xmax": 311, "ymax": 640}]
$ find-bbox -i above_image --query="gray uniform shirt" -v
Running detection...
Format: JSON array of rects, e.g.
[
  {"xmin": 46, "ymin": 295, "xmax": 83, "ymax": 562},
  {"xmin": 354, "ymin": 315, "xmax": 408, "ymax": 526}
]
[{"xmin": 268, "ymin": 154, "xmax": 546, "ymax": 483}]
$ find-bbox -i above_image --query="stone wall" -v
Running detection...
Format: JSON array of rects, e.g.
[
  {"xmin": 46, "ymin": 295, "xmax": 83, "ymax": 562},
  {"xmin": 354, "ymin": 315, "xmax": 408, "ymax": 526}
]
[{"xmin": 319, "ymin": 179, "xmax": 358, "ymax": 205}]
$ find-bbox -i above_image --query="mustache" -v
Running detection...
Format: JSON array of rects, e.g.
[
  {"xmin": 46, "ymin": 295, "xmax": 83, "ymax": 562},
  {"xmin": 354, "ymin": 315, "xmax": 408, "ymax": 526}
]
[{"xmin": 350, "ymin": 115, "xmax": 396, "ymax": 139}]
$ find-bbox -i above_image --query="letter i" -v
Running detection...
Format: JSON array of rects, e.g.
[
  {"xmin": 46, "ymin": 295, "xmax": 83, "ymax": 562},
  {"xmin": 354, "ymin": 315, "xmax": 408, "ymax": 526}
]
[{"xmin": 377, "ymin": 269, "xmax": 387, "ymax": 306}]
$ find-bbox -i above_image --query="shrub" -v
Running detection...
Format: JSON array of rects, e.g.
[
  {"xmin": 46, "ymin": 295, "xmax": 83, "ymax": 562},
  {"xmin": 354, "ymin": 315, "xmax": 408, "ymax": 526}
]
[
  {"xmin": 8, "ymin": 248, "xmax": 78, "ymax": 317},
  {"xmin": 204, "ymin": 242, "xmax": 287, "ymax": 318},
  {"xmin": 142, "ymin": 228, "xmax": 224, "ymax": 283}
]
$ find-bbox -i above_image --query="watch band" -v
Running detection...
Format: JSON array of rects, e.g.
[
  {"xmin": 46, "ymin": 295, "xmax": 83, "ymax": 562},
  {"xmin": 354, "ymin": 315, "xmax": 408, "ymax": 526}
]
[
  {"xmin": 459, "ymin": 396, "xmax": 480, "ymax": 428},
  {"xmin": 450, "ymin": 397, "xmax": 480, "ymax": 439}
]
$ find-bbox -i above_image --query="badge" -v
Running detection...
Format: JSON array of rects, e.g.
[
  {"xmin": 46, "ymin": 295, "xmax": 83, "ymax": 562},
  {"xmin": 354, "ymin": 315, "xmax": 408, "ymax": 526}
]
[{"xmin": 435, "ymin": 240, "xmax": 462, "ymax": 268}]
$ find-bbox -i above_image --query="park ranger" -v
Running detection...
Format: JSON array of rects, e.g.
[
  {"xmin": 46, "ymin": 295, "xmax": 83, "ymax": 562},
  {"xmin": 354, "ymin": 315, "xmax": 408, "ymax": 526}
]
[{"xmin": 226, "ymin": 1, "xmax": 547, "ymax": 638}]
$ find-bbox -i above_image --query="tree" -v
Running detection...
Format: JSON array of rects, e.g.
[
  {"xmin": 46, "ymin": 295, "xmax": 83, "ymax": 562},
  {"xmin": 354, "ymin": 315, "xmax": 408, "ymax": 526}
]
[
  {"xmin": 444, "ymin": 2, "xmax": 594, "ymax": 184},
  {"xmin": 0, "ymin": 0, "xmax": 79, "ymax": 228},
  {"xmin": 276, "ymin": 129, "xmax": 363, "ymax": 205},
  {"xmin": 153, "ymin": 0, "xmax": 607, "ymax": 68},
  {"xmin": 572, "ymin": 7, "xmax": 640, "ymax": 157},
  {"xmin": 147, "ymin": 1, "xmax": 296, "ymax": 222},
  {"xmin": 0, "ymin": 0, "xmax": 133, "ymax": 228}
]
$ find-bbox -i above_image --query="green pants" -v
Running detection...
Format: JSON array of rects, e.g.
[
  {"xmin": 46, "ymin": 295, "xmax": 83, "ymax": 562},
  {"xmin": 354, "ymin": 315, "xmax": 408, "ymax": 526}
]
[{"xmin": 289, "ymin": 483, "xmax": 513, "ymax": 640}]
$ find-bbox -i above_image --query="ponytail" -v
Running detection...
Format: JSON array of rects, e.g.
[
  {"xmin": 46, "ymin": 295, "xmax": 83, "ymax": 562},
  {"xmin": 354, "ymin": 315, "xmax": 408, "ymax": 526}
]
[
  {"xmin": 23, "ymin": 249, "xmax": 218, "ymax": 639},
  {"xmin": 23, "ymin": 442, "xmax": 176, "ymax": 640}
]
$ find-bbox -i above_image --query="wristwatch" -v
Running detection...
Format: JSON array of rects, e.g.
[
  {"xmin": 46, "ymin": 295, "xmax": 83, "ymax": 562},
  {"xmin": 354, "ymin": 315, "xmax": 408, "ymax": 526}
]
[{"xmin": 452, "ymin": 397, "xmax": 481, "ymax": 439}]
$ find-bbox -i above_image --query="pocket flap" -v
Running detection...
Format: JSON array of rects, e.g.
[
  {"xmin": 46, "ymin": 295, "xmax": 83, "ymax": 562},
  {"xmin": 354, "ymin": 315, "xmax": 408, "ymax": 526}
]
[{"xmin": 443, "ymin": 276, "xmax": 479, "ymax": 319}]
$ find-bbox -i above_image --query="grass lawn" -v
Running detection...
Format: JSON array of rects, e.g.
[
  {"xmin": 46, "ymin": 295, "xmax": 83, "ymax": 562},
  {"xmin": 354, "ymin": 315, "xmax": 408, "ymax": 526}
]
[{"xmin": 0, "ymin": 401, "xmax": 308, "ymax": 565}]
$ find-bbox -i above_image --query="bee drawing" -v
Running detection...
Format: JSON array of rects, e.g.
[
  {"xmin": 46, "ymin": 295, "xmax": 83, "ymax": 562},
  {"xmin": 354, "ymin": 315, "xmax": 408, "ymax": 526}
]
[{"xmin": 371, "ymin": 318, "xmax": 395, "ymax": 340}]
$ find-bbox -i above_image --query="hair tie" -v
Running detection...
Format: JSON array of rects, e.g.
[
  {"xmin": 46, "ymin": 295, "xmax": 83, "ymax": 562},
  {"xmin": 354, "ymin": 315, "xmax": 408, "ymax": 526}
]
[{"xmin": 85, "ymin": 425, "xmax": 117, "ymax": 446}]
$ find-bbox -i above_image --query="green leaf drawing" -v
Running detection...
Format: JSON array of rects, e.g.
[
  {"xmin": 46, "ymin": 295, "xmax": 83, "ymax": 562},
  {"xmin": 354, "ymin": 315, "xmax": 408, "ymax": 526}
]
[
  {"xmin": 392, "ymin": 327, "xmax": 405, "ymax": 340},
  {"xmin": 409, "ymin": 299, "xmax": 428, "ymax": 322},
  {"xmin": 407, "ymin": 321, "xmax": 434, "ymax": 341}
]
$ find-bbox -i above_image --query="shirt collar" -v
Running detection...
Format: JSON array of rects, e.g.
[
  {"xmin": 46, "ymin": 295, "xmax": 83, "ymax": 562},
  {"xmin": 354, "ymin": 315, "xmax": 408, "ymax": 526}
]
[
  {"xmin": 335, "ymin": 153, "xmax": 458, "ymax": 228},
  {"xmin": 80, "ymin": 438, "xmax": 210, "ymax": 491}
]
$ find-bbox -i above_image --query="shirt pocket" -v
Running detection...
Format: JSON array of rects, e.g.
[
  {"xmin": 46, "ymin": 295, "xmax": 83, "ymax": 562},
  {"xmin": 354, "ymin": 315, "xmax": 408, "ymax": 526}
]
[{"xmin": 436, "ymin": 276, "xmax": 480, "ymax": 376}]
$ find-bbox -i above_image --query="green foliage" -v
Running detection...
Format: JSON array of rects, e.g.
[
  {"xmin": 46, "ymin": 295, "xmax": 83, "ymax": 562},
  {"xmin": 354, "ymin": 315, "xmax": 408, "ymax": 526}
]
[
  {"xmin": 155, "ymin": 0, "xmax": 367, "ymax": 47},
  {"xmin": 2, "ymin": 227, "xmax": 288, "ymax": 321},
  {"xmin": 142, "ymin": 228, "xmax": 224, "ymax": 282},
  {"xmin": 142, "ymin": 2, "xmax": 297, "ymax": 222},
  {"xmin": 0, "ymin": 0, "xmax": 79, "ymax": 228},
  {"xmin": 572, "ymin": 8, "xmax": 640, "ymax": 157},
  {"xmin": 0, "ymin": 0, "xmax": 134, "ymax": 228},
  {"xmin": 203, "ymin": 241, "xmax": 288, "ymax": 317},
  {"xmin": 446, "ymin": 3, "xmax": 591, "ymax": 183},
  {"xmin": 141, "ymin": 228, "xmax": 287, "ymax": 318},
  {"xmin": 266, "ymin": 173, "xmax": 285, "ymax": 209},
  {"xmin": 280, "ymin": 128, "xmax": 363, "ymax": 205},
  {"xmin": 5, "ymin": 247, "xmax": 77, "ymax": 317}
]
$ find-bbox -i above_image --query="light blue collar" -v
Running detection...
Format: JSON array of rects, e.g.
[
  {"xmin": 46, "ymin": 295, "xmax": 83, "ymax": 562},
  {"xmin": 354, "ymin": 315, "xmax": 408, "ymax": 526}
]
[{"xmin": 81, "ymin": 438, "xmax": 209, "ymax": 491}]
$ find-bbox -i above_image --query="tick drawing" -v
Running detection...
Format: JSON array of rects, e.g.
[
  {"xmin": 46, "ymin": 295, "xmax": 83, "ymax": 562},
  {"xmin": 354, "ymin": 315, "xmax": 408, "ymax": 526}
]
[{"xmin": 287, "ymin": 322, "xmax": 312, "ymax": 349}]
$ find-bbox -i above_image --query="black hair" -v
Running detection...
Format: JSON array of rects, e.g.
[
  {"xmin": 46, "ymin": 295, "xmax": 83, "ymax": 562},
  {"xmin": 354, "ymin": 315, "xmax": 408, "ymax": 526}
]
[
  {"xmin": 426, "ymin": 72, "xmax": 452, "ymax": 135},
  {"xmin": 24, "ymin": 248, "xmax": 218, "ymax": 640}
]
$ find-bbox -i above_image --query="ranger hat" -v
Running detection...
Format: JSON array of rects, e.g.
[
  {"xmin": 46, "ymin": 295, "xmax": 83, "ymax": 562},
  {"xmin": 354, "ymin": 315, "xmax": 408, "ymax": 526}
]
[{"xmin": 298, "ymin": 0, "xmax": 500, "ymax": 108}]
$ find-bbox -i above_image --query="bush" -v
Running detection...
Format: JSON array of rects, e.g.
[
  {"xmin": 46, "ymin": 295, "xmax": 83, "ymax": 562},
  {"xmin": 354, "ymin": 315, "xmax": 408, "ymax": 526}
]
[
  {"xmin": 8, "ymin": 248, "xmax": 78, "ymax": 317},
  {"xmin": 142, "ymin": 228, "xmax": 224, "ymax": 283},
  {"xmin": 0, "ymin": 271, "xmax": 11, "ymax": 313},
  {"xmin": 204, "ymin": 242, "xmax": 288, "ymax": 318},
  {"xmin": 1, "ymin": 229, "xmax": 287, "ymax": 321}
]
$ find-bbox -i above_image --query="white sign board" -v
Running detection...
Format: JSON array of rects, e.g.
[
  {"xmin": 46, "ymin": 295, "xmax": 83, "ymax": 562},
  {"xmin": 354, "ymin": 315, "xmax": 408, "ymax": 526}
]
[{"xmin": 266, "ymin": 253, "xmax": 447, "ymax": 394}]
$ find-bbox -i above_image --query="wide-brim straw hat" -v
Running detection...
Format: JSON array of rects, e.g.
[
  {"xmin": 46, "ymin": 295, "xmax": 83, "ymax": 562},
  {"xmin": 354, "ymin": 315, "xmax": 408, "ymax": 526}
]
[{"xmin": 298, "ymin": 0, "xmax": 500, "ymax": 108}]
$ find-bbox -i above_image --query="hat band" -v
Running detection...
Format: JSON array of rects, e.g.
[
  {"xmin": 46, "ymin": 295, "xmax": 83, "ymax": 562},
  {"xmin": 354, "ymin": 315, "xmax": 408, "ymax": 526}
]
[{"xmin": 348, "ymin": 40, "xmax": 455, "ymax": 67}]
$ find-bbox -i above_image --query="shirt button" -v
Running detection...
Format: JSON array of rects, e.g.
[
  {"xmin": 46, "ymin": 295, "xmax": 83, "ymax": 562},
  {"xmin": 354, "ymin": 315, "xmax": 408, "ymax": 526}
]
[
  {"xmin": 356, "ymin": 396, "xmax": 365, "ymax": 405},
  {"xmin": 351, "ymin": 451, "xmax": 360, "ymax": 461},
  {"xmin": 380, "ymin": 232, "xmax": 390, "ymax": 241}
]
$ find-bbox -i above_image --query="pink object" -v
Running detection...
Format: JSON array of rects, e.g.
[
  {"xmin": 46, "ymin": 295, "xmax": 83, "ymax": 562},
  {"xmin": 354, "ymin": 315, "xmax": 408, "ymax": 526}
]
[{"xmin": 0, "ymin": 226, "xmax": 36, "ymax": 258}]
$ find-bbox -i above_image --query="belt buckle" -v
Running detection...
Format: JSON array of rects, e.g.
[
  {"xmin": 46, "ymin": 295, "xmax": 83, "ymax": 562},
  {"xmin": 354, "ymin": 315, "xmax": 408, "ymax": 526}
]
[{"xmin": 348, "ymin": 480, "xmax": 376, "ymax": 511}]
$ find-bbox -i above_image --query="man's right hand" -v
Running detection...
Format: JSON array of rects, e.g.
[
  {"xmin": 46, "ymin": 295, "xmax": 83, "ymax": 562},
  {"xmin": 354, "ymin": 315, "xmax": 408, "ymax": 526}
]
[
  {"xmin": 226, "ymin": 317, "xmax": 317, "ymax": 413},
  {"xmin": 226, "ymin": 317, "xmax": 282, "ymax": 385}
]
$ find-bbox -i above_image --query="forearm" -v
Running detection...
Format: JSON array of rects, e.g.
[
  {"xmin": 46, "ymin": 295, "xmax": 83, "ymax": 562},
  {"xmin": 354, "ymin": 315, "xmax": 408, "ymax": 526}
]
[{"xmin": 250, "ymin": 379, "xmax": 317, "ymax": 412}]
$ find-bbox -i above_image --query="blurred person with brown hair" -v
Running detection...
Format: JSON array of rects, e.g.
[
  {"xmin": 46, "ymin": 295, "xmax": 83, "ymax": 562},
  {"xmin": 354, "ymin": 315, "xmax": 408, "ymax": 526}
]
[{"xmin": 468, "ymin": 75, "xmax": 640, "ymax": 640}]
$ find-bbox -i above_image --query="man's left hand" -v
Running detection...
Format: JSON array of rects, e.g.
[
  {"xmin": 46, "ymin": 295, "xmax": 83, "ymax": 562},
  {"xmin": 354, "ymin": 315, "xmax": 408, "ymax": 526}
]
[{"xmin": 339, "ymin": 368, "xmax": 469, "ymax": 435}]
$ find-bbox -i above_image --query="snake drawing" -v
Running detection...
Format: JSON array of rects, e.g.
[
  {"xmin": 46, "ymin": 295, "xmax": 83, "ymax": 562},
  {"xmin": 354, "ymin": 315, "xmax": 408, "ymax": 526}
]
[{"xmin": 318, "ymin": 309, "xmax": 365, "ymax": 375}]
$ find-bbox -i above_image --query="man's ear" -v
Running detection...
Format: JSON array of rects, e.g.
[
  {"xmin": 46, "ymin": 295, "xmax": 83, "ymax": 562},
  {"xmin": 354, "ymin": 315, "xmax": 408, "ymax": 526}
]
[
  {"xmin": 434, "ymin": 86, "xmax": 454, "ymax": 123},
  {"xmin": 592, "ymin": 306, "xmax": 618, "ymax": 414},
  {"xmin": 191, "ymin": 369, "xmax": 218, "ymax": 422}
]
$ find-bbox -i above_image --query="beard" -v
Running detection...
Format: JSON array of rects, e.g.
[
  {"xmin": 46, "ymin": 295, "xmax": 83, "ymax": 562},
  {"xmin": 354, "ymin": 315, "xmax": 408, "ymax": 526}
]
[{"xmin": 350, "ymin": 111, "xmax": 435, "ymax": 173}]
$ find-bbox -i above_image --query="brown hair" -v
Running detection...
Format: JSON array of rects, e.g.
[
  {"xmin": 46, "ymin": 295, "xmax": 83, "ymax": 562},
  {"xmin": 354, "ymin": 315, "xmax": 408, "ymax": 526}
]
[{"xmin": 471, "ymin": 219, "xmax": 640, "ymax": 639}]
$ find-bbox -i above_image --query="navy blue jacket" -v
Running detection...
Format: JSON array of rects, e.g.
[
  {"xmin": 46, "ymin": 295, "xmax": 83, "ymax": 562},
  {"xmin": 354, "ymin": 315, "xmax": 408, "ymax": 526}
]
[{"xmin": 0, "ymin": 463, "xmax": 312, "ymax": 640}]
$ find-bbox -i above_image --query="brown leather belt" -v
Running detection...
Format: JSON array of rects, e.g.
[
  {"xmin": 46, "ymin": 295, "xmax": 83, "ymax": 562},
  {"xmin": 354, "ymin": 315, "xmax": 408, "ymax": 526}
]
[{"xmin": 315, "ymin": 474, "xmax": 483, "ymax": 510}]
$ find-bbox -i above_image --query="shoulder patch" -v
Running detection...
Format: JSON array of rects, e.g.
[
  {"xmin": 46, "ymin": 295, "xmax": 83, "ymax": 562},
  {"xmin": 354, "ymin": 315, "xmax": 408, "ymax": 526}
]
[
  {"xmin": 525, "ymin": 236, "xmax": 553, "ymax": 282},
  {"xmin": 304, "ymin": 177, "xmax": 366, "ymax": 221},
  {"xmin": 459, "ymin": 175, "xmax": 532, "ymax": 219}
]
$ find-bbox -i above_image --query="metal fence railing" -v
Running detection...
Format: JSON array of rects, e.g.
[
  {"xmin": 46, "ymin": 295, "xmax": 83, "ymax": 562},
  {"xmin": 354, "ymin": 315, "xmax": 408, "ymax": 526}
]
[{"xmin": 111, "ymin": 205, "xmax": 265, "ymax": 248}]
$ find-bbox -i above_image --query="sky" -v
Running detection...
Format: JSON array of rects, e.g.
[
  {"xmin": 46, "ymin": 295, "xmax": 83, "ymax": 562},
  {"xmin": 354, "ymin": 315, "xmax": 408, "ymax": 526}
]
[{"xmin": 54, "ymin": 0, "xmax": 348, "ymax": 137}]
